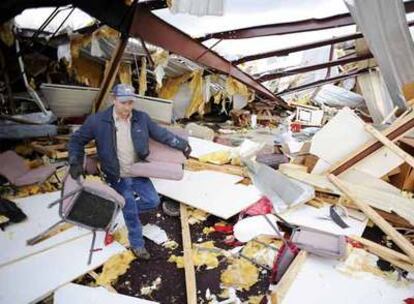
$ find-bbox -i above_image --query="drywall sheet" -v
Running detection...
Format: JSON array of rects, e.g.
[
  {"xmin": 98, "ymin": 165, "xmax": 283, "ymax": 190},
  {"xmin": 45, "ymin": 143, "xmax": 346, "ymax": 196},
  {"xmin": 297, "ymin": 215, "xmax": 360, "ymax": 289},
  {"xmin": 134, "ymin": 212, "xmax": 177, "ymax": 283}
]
[
  {"xmin": 54, "ymin": 283, "xmax": 158, "ymax": 304},
  {"xmin": 283, "ymin": 204, "xmax": 367, "ymax": 237},
  {"xmin": 152, "ymin": 170, "xmax": 261, "ymax": 219},
  {"xmin": 357, "ymin": 70, "xmax": 395, "ymax": 124},
  {"xmin": 188, "ymin": 136, "xmax": 232, "ymax": 159},
  {"xmin": 346, "ymin": 0, "xmax": 414, "ymax": 110},
  {"xmin": 280, "ymin": 168, "xmax": 414, "ymax": 226},
  {"xmin": 282, "ymin": 255, "xmax": 414, "ymax": 304},
  {"xmin": 0, "ymin": 234, "xmax": 125, "ymax": 304},
  {"xmin": 0, "ymin": 192, "xmax": 90, "ymax": 267},
  {"xmin": 310, "ymin": 107, "xmax": 403, "ymax": 177}
]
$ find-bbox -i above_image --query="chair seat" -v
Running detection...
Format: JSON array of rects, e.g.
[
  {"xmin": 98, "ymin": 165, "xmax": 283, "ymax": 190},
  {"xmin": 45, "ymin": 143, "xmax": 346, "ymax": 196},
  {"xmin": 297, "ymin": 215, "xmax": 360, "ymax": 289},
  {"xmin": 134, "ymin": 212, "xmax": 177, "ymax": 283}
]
[{"xmin": 129, "ymin": 161, "xmax": 184, "ymax": 180}]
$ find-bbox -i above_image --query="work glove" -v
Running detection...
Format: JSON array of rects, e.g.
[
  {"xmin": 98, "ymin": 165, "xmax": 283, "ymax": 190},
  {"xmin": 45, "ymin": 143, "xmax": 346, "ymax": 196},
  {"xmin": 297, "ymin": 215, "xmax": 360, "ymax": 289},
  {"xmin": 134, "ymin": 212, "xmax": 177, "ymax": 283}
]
[
  {"xmin": 69, "ymin": 163, "xmax": 84, "ymax": 180},
  {"xmin": 183, "ymin": 144, "xmax": 192, "ymax": 159}
]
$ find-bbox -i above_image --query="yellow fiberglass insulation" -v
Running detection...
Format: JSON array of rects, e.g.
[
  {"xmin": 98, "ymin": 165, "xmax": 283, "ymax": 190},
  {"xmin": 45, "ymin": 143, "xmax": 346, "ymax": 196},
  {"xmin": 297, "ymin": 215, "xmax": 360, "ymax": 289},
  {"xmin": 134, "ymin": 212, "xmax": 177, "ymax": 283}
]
[
  {"xmin": 220, "ymin": 257, "xmax": 259, "ymax": 291},
  {"xmin": 185, "ymin": 70, "xmax": 204, "ymax": 118},
  {"xmin": 96, "ymin": 251, "xmax": 136, "ymax": 286},
  {"xmin": 139, "ymin": 57, "xmax": 147, "ymax": 96},
  {"xmin": 198, "ymin": 150, "xmax": 232, "ymax": 165},
  {"xmin": 158, "ymin": 72, "xmax": 193, "ymax": 100}
]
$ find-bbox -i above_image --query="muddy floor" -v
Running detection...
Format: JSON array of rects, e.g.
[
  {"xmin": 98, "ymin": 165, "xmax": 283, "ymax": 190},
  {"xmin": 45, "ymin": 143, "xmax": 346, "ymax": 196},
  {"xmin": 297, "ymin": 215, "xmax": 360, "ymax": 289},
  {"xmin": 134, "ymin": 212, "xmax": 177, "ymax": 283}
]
[{"xmin": 113, "ymin": 204, "xmax": 270, "ymax": 304}]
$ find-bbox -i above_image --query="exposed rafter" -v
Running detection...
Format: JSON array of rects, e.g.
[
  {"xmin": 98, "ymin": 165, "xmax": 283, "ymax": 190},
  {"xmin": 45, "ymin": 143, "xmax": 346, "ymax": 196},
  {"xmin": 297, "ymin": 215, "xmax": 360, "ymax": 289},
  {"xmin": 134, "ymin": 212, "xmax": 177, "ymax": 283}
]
[
  {"xmin": 257, "ymin": 53, "xmax": 373, "ymax": 82},
  {"xmin": 129, "ymin": 5, "xmax": 283, "ymax": 103},
  {"xmin": 198, "ymin": 1, "xmax": 414, "ymax": 41},
  {"xmin": 276, "ymin": 68, "xmax": 371, "ymax": 96}
]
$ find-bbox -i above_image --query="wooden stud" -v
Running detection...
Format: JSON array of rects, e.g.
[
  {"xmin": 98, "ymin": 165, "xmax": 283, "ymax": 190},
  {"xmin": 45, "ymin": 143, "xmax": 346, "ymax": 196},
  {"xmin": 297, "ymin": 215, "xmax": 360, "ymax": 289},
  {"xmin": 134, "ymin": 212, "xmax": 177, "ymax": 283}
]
[
  {"xmin": 185, "ymin": 158, "xmax": 248, "ymax": 177},
  {"xmin": 329, "ymin": 174, "xmax": 414, "ymax": 263},
  {"xmin": 88, "ymin": 271, "xmax": 117, "ymax": 293},
  {"xmin": 94, "ymin": 34, "xmax": 129, "ymax": 112},
  {"xmin": 350, "ymin": 236, "xmax": 414, "ymax": 272},
  {"xmin": 180, "ymin": 203, "xmax": 197, "ymax": 304},
  {"xmin": 364, "ymin": 124, "xmax": 414, "ymax": 168},
  {"xmin": 271, "ymin": 250, "xmax": 308, "ymax": 304},
  {"xmin": 330, "ymin": 111, "xmax": 414, "ymax": 175}
]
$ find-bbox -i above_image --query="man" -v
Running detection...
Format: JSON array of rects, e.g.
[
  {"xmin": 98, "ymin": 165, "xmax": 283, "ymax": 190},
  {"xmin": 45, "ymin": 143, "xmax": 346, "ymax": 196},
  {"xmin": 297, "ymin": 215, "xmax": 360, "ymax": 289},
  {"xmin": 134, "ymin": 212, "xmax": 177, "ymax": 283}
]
[{"xmin": 68, "ymin": 84, "xmax": 191, "ymax": 259}]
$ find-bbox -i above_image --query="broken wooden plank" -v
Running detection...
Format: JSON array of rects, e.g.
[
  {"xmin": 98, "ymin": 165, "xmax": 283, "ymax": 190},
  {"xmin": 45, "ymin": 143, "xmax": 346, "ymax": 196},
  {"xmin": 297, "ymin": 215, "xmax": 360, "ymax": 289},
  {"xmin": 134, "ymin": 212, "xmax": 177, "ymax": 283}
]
[
  {"xmin": 185, "ymin": 158, "xmax": 248, "ymax": 177},
  {"xmin": 180, "ymin": 203, "xmax": 197, "ymax": 304},
  {"xmin": 350, "ymin": 236, "xmax": 414, "ymax": 273},
  {"xmin": 364, "ymin": 124, "xmax": 414, "ymax": 168},
  {"xmin": 88, "ymin": 271, "xmax": 117, "ymax": 293},
  {"xmin": 329, "ymin": 110, "xmax": 414, "ymax": 175},
  {"xmin": 328, "ymin": 174, "xmax": 414, "ymax": 263},
  {"xmin": 271, "ymin": 250, "xmax": 308, "ymax": 304},
  {"xmin": 94, "ymin": 34, "xmax": 129, "ymax": 112}
]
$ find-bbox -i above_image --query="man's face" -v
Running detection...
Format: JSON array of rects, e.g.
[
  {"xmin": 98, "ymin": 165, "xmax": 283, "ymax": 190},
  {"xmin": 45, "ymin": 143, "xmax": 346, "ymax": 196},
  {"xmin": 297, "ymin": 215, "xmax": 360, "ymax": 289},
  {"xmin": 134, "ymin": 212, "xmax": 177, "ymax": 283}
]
[{"xmin": 114, "ymin": 98, "xmax": 134, "ymax": 119}]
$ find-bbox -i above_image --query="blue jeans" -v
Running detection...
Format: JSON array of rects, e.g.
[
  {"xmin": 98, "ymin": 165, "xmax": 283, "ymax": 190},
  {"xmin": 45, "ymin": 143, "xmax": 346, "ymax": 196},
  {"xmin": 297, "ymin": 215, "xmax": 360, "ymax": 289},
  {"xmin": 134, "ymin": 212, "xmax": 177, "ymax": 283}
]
[{"xmin": 109, "ymin": 177, "xmax": 160, "ymax": 249}]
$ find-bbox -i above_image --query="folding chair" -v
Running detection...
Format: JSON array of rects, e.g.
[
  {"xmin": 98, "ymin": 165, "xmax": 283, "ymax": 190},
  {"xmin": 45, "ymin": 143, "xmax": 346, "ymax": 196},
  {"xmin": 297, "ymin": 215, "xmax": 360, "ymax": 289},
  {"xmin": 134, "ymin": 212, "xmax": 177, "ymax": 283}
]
[{"xmin": 27, "ymin": 172, "xmax": 125, "ymax": 264}]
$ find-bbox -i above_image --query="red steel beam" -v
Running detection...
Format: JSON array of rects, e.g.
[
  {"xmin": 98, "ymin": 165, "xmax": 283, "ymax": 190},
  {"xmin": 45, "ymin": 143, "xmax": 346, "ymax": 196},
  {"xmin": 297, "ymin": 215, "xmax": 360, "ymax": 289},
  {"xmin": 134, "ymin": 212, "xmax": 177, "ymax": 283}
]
[
  {"xmin": 257, "ymin": 53, "xmax": 373, "ymax": 82},
  {"xmin": 129, "ymin": 5, "xmax": 283, "ymax": 103},
  {"xmin": 233, "ymin": 19, "xmax": 414, "ymax": 65},
  {"xmin": 233, "ymin": 32, "xmax": 362, "ymax": 65},
  {"xmin": 198, "ymin": 1, "xmax": 414, "ymax": 41}
]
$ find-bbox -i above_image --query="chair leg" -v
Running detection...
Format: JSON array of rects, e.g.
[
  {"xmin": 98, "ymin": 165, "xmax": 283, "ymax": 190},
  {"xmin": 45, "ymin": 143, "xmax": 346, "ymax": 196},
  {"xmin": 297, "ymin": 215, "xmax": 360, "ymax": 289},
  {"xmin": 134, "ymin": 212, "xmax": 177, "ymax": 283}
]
[
  {"xmin": 26, "ymin": 220, "xmax": 65, "ymax": 245},
  {"xmin": 87, "ymin": 230, "xmax": 97, "ymax": 265}
]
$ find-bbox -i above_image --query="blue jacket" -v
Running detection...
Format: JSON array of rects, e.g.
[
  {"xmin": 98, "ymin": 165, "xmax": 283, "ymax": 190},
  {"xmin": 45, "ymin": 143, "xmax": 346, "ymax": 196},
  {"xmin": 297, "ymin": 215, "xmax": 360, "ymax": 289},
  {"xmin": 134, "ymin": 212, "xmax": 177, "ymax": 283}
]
[{"xmin": 68, "ymin": 106, "xmax": 188, "ymax": 182}]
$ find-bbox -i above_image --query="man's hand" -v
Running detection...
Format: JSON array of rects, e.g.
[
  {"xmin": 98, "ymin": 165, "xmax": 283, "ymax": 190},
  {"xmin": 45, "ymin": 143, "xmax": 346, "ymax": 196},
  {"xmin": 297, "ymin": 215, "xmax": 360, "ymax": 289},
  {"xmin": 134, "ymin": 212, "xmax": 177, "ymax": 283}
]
[
  {"xmin": 69, "ymin": 163, "xmax": 84, "ymax": 180},
  {"xmin": 183, "ymin": 144, "xmax": 192, "ymax": 159}
]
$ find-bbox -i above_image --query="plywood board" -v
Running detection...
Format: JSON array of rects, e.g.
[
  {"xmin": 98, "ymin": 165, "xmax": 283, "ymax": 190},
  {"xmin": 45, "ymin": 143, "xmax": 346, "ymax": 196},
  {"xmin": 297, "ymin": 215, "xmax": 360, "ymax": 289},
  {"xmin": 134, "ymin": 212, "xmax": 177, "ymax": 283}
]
[
  {"xmin": 283, "ymin": 255, "xmax": 414, "ymax": 304},
  {"xmin": 54, "ymin": 283, "xmax": 158, "ymax": 304},
  {"xmin": 0, "ymin": 192, "xmax": 91, "ymax": 267},
  {"xmin": 188, "ymin": 137, "xmax": 232, "ymax": 159},
  {"xmin": 0, "ymin": 233, "xmax": 125, "ymax": 304},
  {"xmin": 152, "ymin": 170, "xmax": 261, "ymax": 219},
  {"xmin": 283, "ymin": 204, "xmax": 368, "ymax": 237}
]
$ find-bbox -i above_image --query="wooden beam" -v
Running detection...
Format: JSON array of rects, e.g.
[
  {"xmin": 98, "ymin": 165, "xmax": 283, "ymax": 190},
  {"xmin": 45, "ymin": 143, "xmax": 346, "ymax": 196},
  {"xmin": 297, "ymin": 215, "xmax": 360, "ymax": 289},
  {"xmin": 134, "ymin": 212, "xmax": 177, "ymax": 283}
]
[
  {"xmin": 94, "ymin": 34, "xmax": 129, "ymax": 112},
  {"xmin": 180, "ymin": 203, "xmax": 197, "ymax": 304},
  {"xmin": 328, "ymin": 174, "xmax": 414, "ymax": 263},
  {"xmin": 350, "ymin": 236, "xmax": 414, "ymax": 273},
  {"xmin": 271, "ymin": 250, "xmax": 308, "ymax": 304},
  {"xmin": 88, "ymin": 271, "xmax": 117, "ymax": 293},
  {"xmin": 330, "ymin": 111, "xmax": 414, "ymax": 175},
  {"xmin": 185, "ymin": 159, "xmax": 248, "ymax": 177},
  {"xmin": 364, "ymin": 124, "xmax": 414, "ymax": 168}
]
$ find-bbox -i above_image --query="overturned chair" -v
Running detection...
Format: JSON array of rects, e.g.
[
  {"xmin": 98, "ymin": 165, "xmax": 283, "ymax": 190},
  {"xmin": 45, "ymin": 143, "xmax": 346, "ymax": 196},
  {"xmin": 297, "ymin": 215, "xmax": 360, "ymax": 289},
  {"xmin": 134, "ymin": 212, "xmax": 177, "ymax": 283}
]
[{"xmin": 27, "ymin": 172, "xmax": 125, "ymax": 264}]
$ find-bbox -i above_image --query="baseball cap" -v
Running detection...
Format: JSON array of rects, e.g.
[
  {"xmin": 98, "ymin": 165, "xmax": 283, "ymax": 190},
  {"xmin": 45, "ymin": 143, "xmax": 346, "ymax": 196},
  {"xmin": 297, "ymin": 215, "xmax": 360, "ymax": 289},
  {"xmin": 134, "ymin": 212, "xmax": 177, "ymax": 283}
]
[{"xmin": 113, "ymin": 84, "xmax": 137, "ymax": 103}]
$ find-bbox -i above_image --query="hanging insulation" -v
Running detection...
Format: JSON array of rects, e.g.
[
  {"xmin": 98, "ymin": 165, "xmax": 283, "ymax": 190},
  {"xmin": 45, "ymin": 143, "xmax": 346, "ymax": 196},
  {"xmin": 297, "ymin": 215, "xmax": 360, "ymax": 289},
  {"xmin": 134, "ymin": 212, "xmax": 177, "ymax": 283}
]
[
  {"xmin": 118, "ymin": 62, "xmax": 132, "ymax": 85},
  {"xmin": 185, "ymin": 69, "xmax": 204, "ymax": 118},
  {"xmin": 158, "ymin": 72, "xmax": 193, "ymax": 100},
  {"xmin": 139, "ymin": 57, "xmax": 147, "ymax": 95}
]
